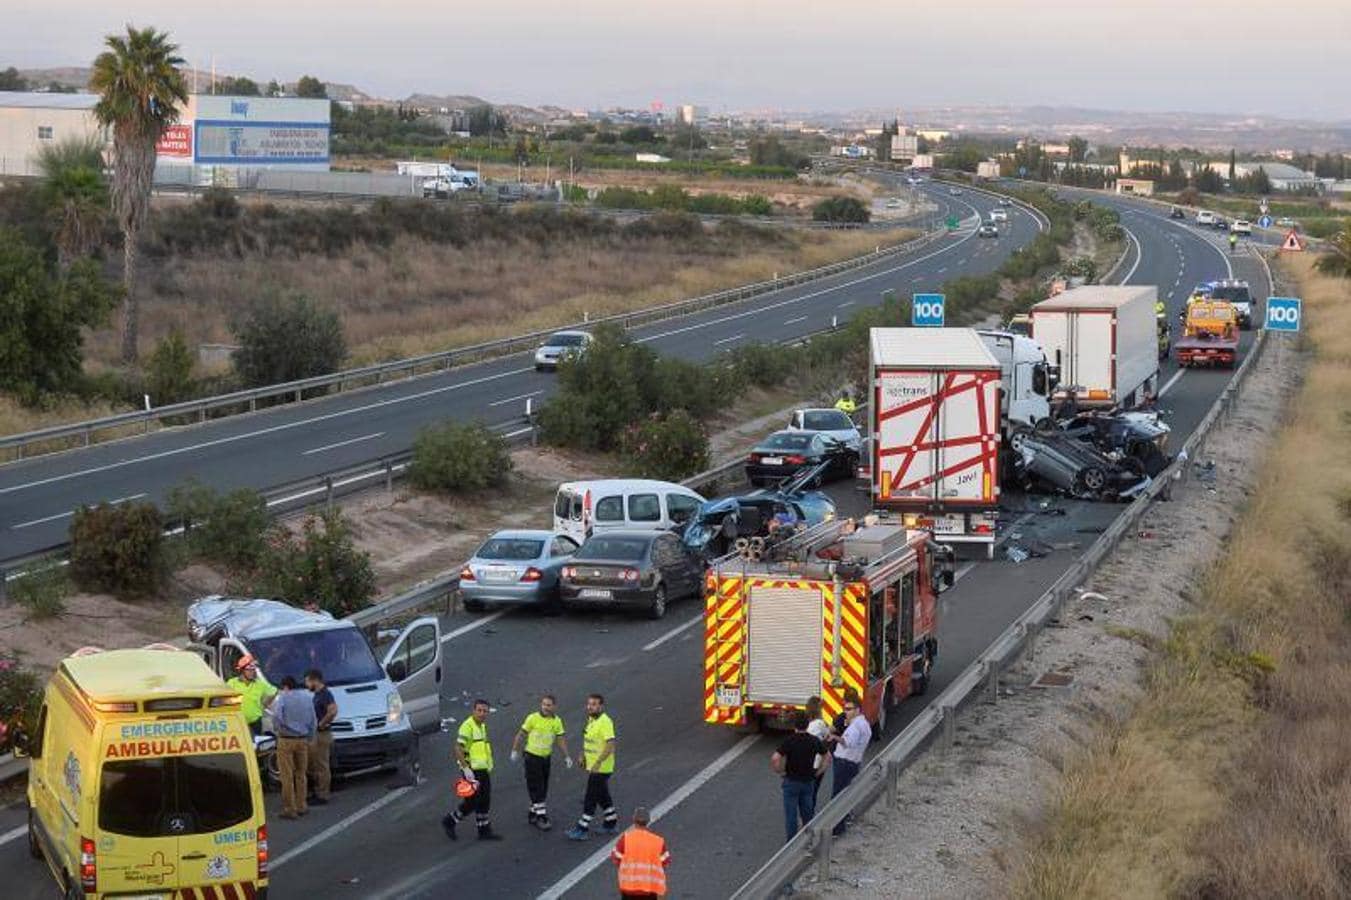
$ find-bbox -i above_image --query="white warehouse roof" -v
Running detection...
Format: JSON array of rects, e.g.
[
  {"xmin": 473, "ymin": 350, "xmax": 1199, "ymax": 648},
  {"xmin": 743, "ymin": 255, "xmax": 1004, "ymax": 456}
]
[{"xmin": 0, "ymin": 91, "xmax": 98, "ymax": 110}]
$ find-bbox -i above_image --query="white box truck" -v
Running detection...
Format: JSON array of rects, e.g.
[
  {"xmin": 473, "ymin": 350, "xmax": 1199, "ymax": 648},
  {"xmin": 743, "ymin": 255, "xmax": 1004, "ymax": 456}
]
[
  {"xmin": 1029, "ymin": 285, "xmax": 1159, "ymax": 410},
  {"xmin": 870, "ymin": 328, "xmax": 1002, "ymax": 556}
]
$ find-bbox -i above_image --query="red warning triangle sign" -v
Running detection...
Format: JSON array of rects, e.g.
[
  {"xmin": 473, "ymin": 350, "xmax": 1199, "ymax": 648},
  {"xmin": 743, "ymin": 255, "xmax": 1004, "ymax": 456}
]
[{"xmin": 1280, "ymin": 228, "xmax": 1305, "ymax": 252}]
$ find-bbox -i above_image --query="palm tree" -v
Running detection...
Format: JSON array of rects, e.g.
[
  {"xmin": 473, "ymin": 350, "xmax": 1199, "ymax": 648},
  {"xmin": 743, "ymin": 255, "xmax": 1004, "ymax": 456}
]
[
  {"xmin": 90, "ymin": 25, "xmax": 187, "ymax": 364},
  {"xmin": 36, "ymin": 136, "xmax": 109, "ymax": 270}
]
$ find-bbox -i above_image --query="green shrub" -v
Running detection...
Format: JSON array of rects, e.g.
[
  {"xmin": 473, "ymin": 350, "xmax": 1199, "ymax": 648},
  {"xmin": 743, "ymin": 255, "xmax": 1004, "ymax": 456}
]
[
  {"xmin": 147, "ymin": 329, "xmax": 195, "ymax": 405},
  {"xmin": 536, "ymin": 323, "xmax": 662, "ymax": 451},
  {"xmin": 254, "ymin": 510, "xmax": 376, "ymax": 617},
  {"xmin": 620, "ymin": 410, "xmax": 709, "ymax": 480},
  {"xmin": 9, "ymin": 560, "xmax": 69, "ymax": 620},
  {"xmin": 69, "ymin": 501, "xmax": 165, "ymax": 597},
  {"xmin": 231, "ymin": 291, "xmax": 346, "ymax": 388},
  {"xmin": 740, "ymin": 195, "xmax": 774, "ymax": 217},
  {"xmin": 1065, "ymin": 256, "xmax": 1098, "ymax": 281},
  {"xmin": 812, "ymin": 196, "xmax": 870, "ymax": 223},
  {"xmin": 653, "ymin": 356, "xmax": 731, "ymax": 419},
  {"xmin": 0, "ymin": 655, "xmax": 43, "ymax": 755},
  {"xmin": 165, "ymin": 479, "xmax": 270, "ymax": 570},
  {"xmin": 1316, "ymin": 230, "xmax": 1351, "ymax": 277},
  {"xmin": 725, "ymin": 342, "xmax": 798, "ymax": 389},
  {"xmin": 409, "ymin": 421, "xmax": 513, "ymax": 492}
]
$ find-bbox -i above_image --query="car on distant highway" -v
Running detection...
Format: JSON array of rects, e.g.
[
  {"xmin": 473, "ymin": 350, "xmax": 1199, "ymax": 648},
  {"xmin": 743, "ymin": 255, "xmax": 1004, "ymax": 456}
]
[
  {"xmin": 745, "ymin": 430, "xmax": 854, "ymax": 487},
  {"xmin": 1195, "ymin": 210, "xmax": 1216, "ymax": 226},
  {"xmin": 1230, "ymin": 219, "xmax": 1252, "ymax": 236},
  {"xmin": 785, "ymin": 407, "xmax": 863, "ymax": 453},
  {"xmin": 1277, "ymin": 216, "xmax": 1297, "ymax": 228},
  {"xmin": 559, "ymin": 530, "xmax": 704, "ymax": 619},
  {"xmin": 989, "ymin": 208, "xmax": 1008, "ymax": 223},
  {"xmin": 1169, "ymin": 206, "xmax": 1186, "ymax": 219},
  {"xmin": 998, "ymin": 197, "xmax": 1012, "ymax": 207},
  {"xmin": 1212, "ymin": 215, "xmax": 1229, "ymax": 231},
  {"xmin": 978, "ymin": 223, "xmax": 1000, "ymax": 238},
  {"xmin": 534, "ymin": 330, "xmax": 593, "ymax": 371},
  {"xmin": 1208, "ymin": 279, "xmax": 1255, "ymax": 330},
  {"xmin": 459, "ymin": 529, "xmax": 579, "ymax": 612}
]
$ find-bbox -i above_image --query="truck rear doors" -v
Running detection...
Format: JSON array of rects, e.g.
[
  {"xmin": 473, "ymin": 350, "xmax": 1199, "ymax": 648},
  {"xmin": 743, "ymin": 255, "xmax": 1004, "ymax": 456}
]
[
  {"xmin": 1039, "ymin": 310, "xmax": 1115, "ymax": 403},
  {"xmin": 874, "ymin": 368, "xmax": 1000, "ymax": 508}
]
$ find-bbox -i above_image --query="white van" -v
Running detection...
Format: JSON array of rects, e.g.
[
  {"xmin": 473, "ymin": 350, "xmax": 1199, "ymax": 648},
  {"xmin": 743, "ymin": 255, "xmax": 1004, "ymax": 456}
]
[
  {"xmin": 1195, "ymin": 210, "xmax": 1216, "ymax": 226},
  {"xmin": 553, "ymin": 480, "xmax": 705, "ymax": 544}
]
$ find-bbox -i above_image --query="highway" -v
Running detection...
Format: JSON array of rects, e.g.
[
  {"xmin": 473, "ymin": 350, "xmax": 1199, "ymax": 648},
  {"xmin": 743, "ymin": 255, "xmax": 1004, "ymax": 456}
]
[
  {"xmin": 0, "ymin": 180, "xmax": 1274, "ymax": 898},
  {"xmin": 0, "ymin": 182, "xmax": 1035, "ymax": 563}
]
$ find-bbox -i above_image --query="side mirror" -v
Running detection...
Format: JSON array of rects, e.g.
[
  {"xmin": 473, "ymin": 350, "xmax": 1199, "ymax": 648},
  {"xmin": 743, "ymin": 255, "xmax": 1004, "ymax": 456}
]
[
  {"xmin": 1032, "ymin": 364, "xmax": 1048, "ymax": 396},
  {"xmin": 387, "ymin": 660, "xmax": 408, "ymax": 683}
]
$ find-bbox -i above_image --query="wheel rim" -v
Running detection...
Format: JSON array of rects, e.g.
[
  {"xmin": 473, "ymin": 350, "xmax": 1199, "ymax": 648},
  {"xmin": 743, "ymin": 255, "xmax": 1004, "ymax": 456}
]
[
  {"xmin": 1083, "ymin": 468, "xmax": 1107, "ymax": 491},
  {"xmin": 652, "ymin": 588, "xmax": 666, "ymax": 616}
]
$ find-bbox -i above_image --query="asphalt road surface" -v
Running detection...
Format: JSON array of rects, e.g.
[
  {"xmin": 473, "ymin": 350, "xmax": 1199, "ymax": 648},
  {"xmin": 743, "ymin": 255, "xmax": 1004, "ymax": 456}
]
[
  {"xmin": 0, "ymin": 181, "xmax": 1037, "ymax": 562},
  {"xmin": 0, "ymin": 182, "xmax": 1273, "ymax": 899}
]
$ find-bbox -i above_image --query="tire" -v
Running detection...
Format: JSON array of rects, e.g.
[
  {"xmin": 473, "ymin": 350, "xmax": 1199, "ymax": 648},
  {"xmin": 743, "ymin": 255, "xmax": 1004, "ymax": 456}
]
[
  {"xmin": 264, "ymin": 750, "xmax": 281, "ymax": 790},
  {"xmin": 873, "ymin": 687, "xmax": 890, "ymax": 739},
  {"xmin": 27, "ymin": 805, "xmax": 41, "ymax": 860},
  {"xmin": 463, "ymin": 599, "xmax": 485, "ymax": 613},
  {"xmin": 540, "ymin": 587, "xmax": 564, "ymax": 617},
  {"xmin": 1008, "ymin": 423, "xmax": 1033, "ymax": 454},
  {"xmin": 647, "ymin": 585, "xmax": 668, "ymax": 621},
  {"xmin": 1080, "ymin": 466, "xmax": 1108, "ymax": 496},
  {"xmin": 65, "ymin": 875, "xmax": 83, "ymax": 900}
]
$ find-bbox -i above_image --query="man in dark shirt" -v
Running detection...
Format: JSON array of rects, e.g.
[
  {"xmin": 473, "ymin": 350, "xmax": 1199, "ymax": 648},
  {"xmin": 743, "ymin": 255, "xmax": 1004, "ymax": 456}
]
[
  {"xmin": 770, "ymin": 711, "xmax": 831, "ymax": 842},
  {"xmin": 305, "ymin": 668, "xmax": 338, "ymax": 804}
]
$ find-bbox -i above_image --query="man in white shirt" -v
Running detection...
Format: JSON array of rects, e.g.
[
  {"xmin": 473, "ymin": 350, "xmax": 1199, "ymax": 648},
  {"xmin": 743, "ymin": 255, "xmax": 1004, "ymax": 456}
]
[
  {"xmin": 804, "ymin": 696, "xmax": 831, "ymax": 807},
  {"xmin": 827, "ymin": 690, "xmax": 871, "ymax": 836}
]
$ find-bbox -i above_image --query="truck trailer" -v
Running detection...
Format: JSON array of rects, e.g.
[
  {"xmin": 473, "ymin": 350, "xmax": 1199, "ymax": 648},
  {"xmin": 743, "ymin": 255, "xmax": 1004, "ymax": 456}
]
[
  {"xmin": 869, "ymin": 328, "xmax": 1003, "ymax": 556},
  {"xmin": 703, "ymin": 517, "xmax": 953, "ymax": 733},
  {"xmin": 1030, "ymin": 285, "xmax": 1160, "ymax": 409}
]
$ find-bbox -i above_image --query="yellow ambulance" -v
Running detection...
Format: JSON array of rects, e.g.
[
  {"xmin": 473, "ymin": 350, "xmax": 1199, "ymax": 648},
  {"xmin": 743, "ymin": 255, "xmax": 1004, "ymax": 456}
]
[{"xmin": 21, "ymin": 646, "xmax": 269, "ymax": 899}]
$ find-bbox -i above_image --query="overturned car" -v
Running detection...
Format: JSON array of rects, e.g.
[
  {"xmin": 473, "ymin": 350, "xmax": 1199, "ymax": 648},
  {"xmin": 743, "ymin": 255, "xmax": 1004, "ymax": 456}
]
[
  {"xmin": 1015, "ymin": 410, "xmax": 1171, "ymax": 501},
  {"xmin": 682, "ymin": 462, "xmax": 837, "ymax": 560}
]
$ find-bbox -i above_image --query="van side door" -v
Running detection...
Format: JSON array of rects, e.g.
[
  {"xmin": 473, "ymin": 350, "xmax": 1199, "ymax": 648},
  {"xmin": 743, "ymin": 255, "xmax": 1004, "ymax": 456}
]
[{"xmin": 381, "ymin": 617, "xmax": 444, "ymax": 732}]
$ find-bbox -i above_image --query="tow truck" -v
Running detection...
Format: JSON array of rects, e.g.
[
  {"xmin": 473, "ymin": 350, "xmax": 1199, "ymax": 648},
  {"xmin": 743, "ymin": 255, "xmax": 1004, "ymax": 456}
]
[
  {"xmin": 702, "ymin": 516, "xmax": 954, "ymax": 734},
  {"xmin": 1176, "ymin": 299, "xmax": 1239, "ymax": 368}
]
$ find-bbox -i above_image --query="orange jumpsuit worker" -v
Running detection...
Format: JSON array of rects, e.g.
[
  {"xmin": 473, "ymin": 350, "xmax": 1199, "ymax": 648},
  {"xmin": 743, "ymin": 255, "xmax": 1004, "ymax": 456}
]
[{"xmin": 610, "ymin": 806, "xmax": 670, "ymax": 899}]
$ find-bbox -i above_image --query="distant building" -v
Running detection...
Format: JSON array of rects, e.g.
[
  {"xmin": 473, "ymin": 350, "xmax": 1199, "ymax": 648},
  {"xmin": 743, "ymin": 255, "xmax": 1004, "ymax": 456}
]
[
  {"xmin": 1202, "ymin": 160, "xmax": 1321, "ymax": 191},
  {"xmin": 976, "ymin": 159, "xmax": 1001, "ymax": 179},
  {"xmin": 0, "ymin": 92, "xmax": 105, "ymax": 176},
  {"xmin": 909, "ymin": 153, "xmax": 935, "ymax": 171},
  {"xmin": 891, "ymin": 130, "xmax": 918, "ymax": 159},
  {"xmin": 831, "ymin": 144, "xmax": 872, "ymax": 159},
  {"xmin": 677, "ymin": 104, "xmax": 708, "ymax": 126},
  {"xmin": 1115, "ymin": 178, "xmax": 1155, "ymax": 196},
  {"xmin": 915, "ymin": 128, "xmax": 952, "ymax": 143}
]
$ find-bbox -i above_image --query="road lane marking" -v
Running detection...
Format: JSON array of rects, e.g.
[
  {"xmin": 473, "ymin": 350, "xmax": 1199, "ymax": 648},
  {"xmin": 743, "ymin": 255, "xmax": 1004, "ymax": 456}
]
[
  {"xmin": 0, "ymin": 367, "xmax": 535, "ymax": 497},
  {"xmin": 301, "ymin": 432, "xmax": 385, "ymax": 456},
  {"xmin": 12, "ymin": 493, "xmax": 146, "ymax": 530},
  {"xmin": 635, "ymin": 217, "xmax": 983, "ymax": 346},
  {"xmin": 713, "ymin": 333, "xmax": 745, "ymax": 345},
  {"xmin": 0, "ymin": 825, "xmax": 25, "ymax": 847},
  {"xmin": 936, "ymin": 266, "xmax": 947, "ymax": 273},
  {"xmin": 536, "ymin": 735, "xmax": 760, "ymax": 900},
  {"xmin": 836, "ymin": 300, "xmax": 855, "ymax": 308},
  {"xmin": 489, "ymin": 390, "xmax": 542, "ymax": 407},
  {"xmin": 440, "ymin": 608, "xmax": 512, "ymax": 644},
  {"xmin": 1158, "ymin": 369, "xmax": 1186, "ymax": 397},
  {"xmin": 642, "ymin": 613, "xmax": 703, "ymax": 651},
  {"xmin": 272, "ymin": 785, "xmax": 412, "ymax": 871},
  {"xmin": 784, "ymin": 316, "xmax": 807, "ymax": 325},
  {"xmin": 1121, "ymin": 226, "xmax": 1143, "ymax": 283}
]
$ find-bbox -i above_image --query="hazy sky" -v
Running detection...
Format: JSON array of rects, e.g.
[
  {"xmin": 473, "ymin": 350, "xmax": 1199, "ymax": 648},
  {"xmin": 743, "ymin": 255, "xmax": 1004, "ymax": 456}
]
[{"xmin": 8, "ymin": 1, "xmax": 1351, "ymax": 119}]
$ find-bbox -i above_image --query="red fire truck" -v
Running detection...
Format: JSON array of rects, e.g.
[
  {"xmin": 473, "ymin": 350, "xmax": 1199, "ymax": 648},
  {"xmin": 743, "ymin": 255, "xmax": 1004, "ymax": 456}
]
[{"xmin": 703, "ymin": 517, "xmax": 954, "ymax": 733}]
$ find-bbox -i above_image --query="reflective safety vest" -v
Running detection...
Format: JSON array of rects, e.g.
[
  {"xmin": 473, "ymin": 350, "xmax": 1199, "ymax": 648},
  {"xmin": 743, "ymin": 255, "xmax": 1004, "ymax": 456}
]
[
  {"xmin": 612, "ymin": 826, "xmax": 670, "ymax": 897},
  {"xmin": 458, "ymin": 717, "xmax": 493, "ymax": 772},
  {"xmin": 834, "ymin": 397, "xmax": 858, "ymax": 414},
  {"xmin": 227, "ymin": 674, "xmax": 276, "ymax": 725}
]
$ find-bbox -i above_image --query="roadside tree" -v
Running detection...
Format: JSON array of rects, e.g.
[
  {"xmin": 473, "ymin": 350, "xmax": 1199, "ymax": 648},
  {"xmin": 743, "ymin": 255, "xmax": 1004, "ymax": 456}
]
[
  {"xmin": 295, "ymin": 75, "xmax": 327, "ymax": 98},
  {"xmin": 36, "ymin": 136, "xmax": 109, "ymax": 269},
  {"xmin": 90, "ymin": 25, "xmax": 188, "ymax": 363},
  {"xmin": 231, "ymin": 291, "xmax": 346, "ymax": 387}
]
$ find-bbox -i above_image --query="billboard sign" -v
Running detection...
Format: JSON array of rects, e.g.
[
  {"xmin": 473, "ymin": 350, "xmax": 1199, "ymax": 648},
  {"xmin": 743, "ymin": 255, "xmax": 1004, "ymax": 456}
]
[
  {"xmin": 156, "ymin": 124, "xmax": 193, "ymax": 158},
  {"xmin": 194, "ymin": 121, "xmax": 330, "ymax": 165}
]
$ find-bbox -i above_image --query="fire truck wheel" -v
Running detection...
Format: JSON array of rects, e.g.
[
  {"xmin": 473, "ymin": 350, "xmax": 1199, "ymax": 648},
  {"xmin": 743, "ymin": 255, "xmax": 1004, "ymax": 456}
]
[
  {"xmin": 874, "ymin": 690, "xmax": 890, "ymax": 738},
  {"xmin": 647, "ymin": 585, "xmax": 668, "ymax": 620}
]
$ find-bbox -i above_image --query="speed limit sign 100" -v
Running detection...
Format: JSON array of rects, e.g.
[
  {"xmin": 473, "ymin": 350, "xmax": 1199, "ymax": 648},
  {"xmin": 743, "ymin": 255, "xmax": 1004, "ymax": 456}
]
[{"xmin": 1265, "ymin": 297, "xmax": 1301, "ymax": 332}]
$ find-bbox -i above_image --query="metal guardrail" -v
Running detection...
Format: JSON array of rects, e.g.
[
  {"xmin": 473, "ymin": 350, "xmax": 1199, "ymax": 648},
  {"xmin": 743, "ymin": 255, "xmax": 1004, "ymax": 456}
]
[
  {"xmin": 732, "ymin": 274, "xmax": 1277, "ymax": 898},
  {"xmin": 1, "ymin": 228, "xmax": 948, "ymax": 463}
]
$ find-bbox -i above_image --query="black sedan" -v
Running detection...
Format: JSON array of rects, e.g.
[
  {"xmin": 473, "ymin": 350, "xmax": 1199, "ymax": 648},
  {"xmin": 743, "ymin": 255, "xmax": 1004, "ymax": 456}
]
[
  {"xmin": 745, "ymin": 430, "xmax": 854, "ymax": 487},
  {"xmin": 559, "ymin": 530, "xmax": 704, "ymax": 619}
]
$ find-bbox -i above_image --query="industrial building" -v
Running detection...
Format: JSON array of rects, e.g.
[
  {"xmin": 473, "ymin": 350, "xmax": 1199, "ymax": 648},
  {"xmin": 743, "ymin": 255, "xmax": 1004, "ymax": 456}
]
[{"xmin": 0, "ymin": 91, "xmax": 330, "ymax": 180}]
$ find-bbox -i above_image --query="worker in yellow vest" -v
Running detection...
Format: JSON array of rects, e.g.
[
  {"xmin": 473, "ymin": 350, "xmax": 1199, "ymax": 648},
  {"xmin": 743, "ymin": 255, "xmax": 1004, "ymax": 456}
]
[
  {"xmin": 833, "ymin": 390, "xmax": 858, "ymax": 416},
  {"xmin": 566, "ymin": 693, "xmax": 618, "ymax": 840},
  {"xmin": 443, "ymin": 699, "xmax": 503, "ymax": 841},
  {"xmin": 611, "ymin": 807, "xmax": 671, "ymax": 899}
]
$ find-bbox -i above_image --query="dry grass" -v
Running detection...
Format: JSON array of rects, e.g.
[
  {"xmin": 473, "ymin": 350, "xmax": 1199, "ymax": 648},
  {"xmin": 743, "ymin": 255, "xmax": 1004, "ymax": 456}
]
[
  {"xmin": 1011, "ymin": 254, "xmax": 1351, "ymax": 899},
  {"xmin": 0, "ymin": 393, "xmax": 137, "ymax": 452},
  {"xmin": 85, "ymin": 226, "xmax": 912, "ymax": 368}
]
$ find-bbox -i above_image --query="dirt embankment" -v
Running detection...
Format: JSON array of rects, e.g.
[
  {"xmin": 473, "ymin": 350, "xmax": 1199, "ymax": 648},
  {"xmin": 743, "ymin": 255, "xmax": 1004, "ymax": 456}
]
[{"xmin": 792, "ymin": 261, "xmax": 1302, "ymax": 899}]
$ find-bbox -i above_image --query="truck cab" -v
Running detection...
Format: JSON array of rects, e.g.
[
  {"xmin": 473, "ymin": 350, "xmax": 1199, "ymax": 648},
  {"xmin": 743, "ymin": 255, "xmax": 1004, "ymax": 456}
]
[
  {"xmin": 186, "ymin": 597, "xmax": 443, "ymax": 779},
  {"xmin": 976, "ymin": 330, "xmax": 1058, "ymax": 440}
]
